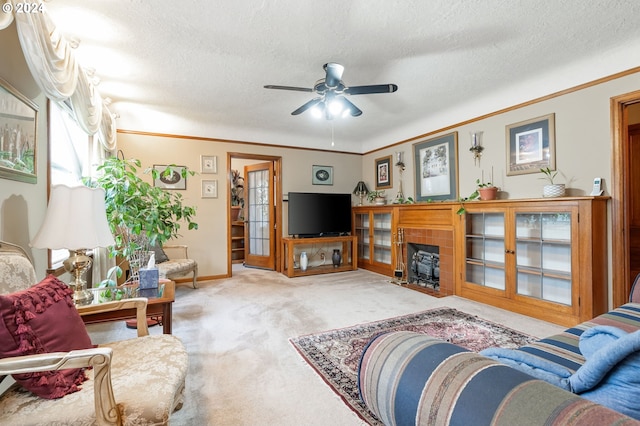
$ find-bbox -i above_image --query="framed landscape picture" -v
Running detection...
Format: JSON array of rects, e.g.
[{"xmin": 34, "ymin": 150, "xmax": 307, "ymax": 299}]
[
  {"xmin": 506, "ymin": 113, "xmax": 555, "ymax": 176},
  {"xmin": 374, "ymin": 155, "xmax": 392, "ymax": 190},
  {"xmin": 412, "ymin": 132, "xmax": 458, "ymax": 201},
  {"xmin": 0, "ymin": 77, "xmax": 38, "ymax": 184}
]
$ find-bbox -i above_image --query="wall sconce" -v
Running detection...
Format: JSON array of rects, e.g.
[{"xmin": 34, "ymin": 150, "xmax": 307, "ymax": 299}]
[
  {"xmin": 395, "ymin": 151, "xmax": 405, "ymax": 201},
  {"xmin": 469, "ymin": 131, "xmax": 484, "ymax": 166}
]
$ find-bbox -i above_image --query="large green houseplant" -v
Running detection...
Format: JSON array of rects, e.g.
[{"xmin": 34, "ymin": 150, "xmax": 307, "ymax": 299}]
[{"xmin": 83, "ymin": 157, "xmax": 198, "ymax": 272}]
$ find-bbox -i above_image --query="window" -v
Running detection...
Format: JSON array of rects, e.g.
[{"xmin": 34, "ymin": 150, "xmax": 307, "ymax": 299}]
[{"xmin": 48, "ymin": 100, "xmax": 104, "ymax": 266}]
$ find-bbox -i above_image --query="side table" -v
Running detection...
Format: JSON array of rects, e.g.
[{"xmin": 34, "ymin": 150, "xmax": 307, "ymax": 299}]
[{"xmin": 78, "ymin": 280, "xmax": 175, "ymax": 334}]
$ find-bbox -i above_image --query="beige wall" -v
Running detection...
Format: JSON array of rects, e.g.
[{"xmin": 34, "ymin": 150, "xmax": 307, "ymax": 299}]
[
  {"xmin": 0, "ymin": 22, "xmax": 49, "ymax": 277},
  {"xmin": 117, "ymin": 133, "xmax": 362, "ymax": 277},
  {"xmin": 362, "ymin": 72, "xmax": 640, "ymax": 202}
]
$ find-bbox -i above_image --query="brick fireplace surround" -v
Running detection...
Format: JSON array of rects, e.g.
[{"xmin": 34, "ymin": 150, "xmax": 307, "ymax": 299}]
[{"xmin": 402, "ymin": 227, "xmax": 454, "ymax": 297}]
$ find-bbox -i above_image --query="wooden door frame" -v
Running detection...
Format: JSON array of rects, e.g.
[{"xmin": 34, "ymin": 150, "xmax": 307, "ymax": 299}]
[
  {"xmin": 611, "ymin": 90, "xmax": 640, "ymax": 307},
  {"xmin": 227, "ymin": 152, "xmax": 282, "ymax": 276}
]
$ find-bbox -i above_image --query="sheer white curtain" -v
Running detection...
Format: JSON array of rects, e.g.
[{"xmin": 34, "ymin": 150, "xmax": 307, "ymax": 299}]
[{"xmin": 49, "ymin": 101, "xmax": 114, "ymax": 284}]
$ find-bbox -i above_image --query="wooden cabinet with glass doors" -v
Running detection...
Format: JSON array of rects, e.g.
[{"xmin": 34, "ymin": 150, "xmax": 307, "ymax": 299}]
[
  {"xmin": 457, "ymin": 197, "xmax": 609, "ymax": 327},
  {"xmin": 353, "ymin": 206, "xmax": 394, "ymax": 276}
]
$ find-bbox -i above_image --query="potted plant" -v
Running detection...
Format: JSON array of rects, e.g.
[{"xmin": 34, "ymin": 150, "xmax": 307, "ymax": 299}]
[
  {"xmin": 230, "ymin": 169, "xmax": 244, "ymax": 221},
  {"xmin": 476, "ymin": 179, "xmax": 498, "ymax": 201},
  {"xmin": 367, "ymin": 190, "xmax": 386, "ymax": 205},
  {"xmin": 83, "ymin": 157, "xmax": 198, "ymax": 281},
  {"xmin": 540, "ymin": 167, "xmax": 565, "ymax": 197}
]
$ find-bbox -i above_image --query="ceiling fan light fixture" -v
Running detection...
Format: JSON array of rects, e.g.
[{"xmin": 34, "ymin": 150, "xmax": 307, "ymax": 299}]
[
  {"xmin": 265, "ymin": 63, "xmax": 397, "ymax": 119},
  {"xmin": 311, "ymin": 102, "xmax": 324, "ymax": 119},
  {"xmin": 328, "ymin": 98, "xmax": 343, "ymax": 116}
]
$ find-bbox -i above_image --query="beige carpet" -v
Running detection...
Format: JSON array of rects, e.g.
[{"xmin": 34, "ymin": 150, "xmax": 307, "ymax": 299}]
[{"xmin": 86, "ymin": 266, "xmax": 565, "ymax": 426}]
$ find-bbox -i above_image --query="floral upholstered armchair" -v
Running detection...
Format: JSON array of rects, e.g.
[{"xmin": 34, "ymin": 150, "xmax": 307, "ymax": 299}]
[{"xmin": 0, "ymin": 240, "xmax": 188, "ymax": 425}]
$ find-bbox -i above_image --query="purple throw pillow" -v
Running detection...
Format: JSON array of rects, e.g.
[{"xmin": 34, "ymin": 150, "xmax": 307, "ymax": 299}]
[{"xmin": 0, "ymin": 275, "xmax": 93, "ymax": 399}]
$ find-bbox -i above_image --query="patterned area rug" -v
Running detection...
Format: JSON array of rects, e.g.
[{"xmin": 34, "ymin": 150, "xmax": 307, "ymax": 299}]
[{"xmin": 289, "ymin": 307, "xmax": 535, "ymax": 425}]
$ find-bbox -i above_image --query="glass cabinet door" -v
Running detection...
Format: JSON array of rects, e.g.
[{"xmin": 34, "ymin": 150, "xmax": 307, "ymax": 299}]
[
  {"xmin": 372, "ymin": 212, "xmax": 392, "ymax": 265},
  {"xmin": 354, "ymin": 212, "xmax": 370, "ymax": 261},
  {"xmin": 465, "ymin": 212, "xmax": 506, "ymax": 290},
  {"xmin": 515, "ymin": 212, "xmax": 572, "ymax": 305}
]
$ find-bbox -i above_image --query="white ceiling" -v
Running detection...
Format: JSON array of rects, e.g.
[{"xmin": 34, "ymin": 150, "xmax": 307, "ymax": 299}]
[{"xmin": 45, "ymin": 0, "xmax": 640, "ymax": 153}]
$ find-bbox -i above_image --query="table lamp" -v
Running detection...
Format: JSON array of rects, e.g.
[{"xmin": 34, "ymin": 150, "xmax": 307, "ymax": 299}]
[
  {"xmin": 353, "ymin": 181, "xmax": 369, "ymax": 206},
  {"xmin": 31, "ymin": 185, "xmax": 115, "ymax": 305}
]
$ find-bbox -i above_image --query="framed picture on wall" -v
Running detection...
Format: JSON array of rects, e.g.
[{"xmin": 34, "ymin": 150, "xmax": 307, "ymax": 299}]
[
  {"xmin": 506, "ymin": 113, "xmax": 555, "ymax": 176},
  {"xmin": 201, "ymin": 179, "xmax": 218, "ymax": 198},
  {"xmin": 312, "ymin": 165, "xmax": 333, "ymax": 185},
  {"xmin": 200, "ymin": 155, "xmax": 217, "ymax": 174},
  {"xmin": 0, "ymin": 77, "xmax": 38, "ymax": 184},
  {"xmin": 375, "ymin": 155, "xmax": 392, "ymax": 190},
  {"xmin": 412, "ymin": 132, "xmax": 458, "ymax": 201},
  {"xmin": 153, "ymin": 165, "xmax": 187, "ymax": 190}
]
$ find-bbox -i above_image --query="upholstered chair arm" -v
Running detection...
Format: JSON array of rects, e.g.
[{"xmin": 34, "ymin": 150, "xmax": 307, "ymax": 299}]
[
  {"xmin": 0, "ymin": 348, "xmax": 120, "ymax": 426},
  {"xmin": 77, "ymin": 297, "xmax": 149, "ymax": 337}
]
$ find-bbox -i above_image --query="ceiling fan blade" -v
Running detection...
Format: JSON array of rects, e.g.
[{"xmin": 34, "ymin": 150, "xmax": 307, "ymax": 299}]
[
  {"xmin": 264, "ymin": 85, "xmax": 313, "ymax": 93},
  {"xmin": 324, "ymin": 63, "xmax": 344, "ymax": 89},
  {"xmin": 341, "ymin": 97, "xmax": 363, "ymax": 117},
  {"xmin": 291, "ymin": 98, "xmax": 322, "ymax": 115},
  {"xmin": 344, "ymin": 84, "xmax": 398, "ymax": 95}
]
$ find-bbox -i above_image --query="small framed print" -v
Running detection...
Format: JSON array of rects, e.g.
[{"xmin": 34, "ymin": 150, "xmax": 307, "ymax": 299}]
[
  {"xmin": 201, "ymin": 179, "xmax": 218, "ymax": 198},
  {"xmin": 153, "ymin": 165, "xmax": 187, "ymax": 190},
  {"xmin": 375, "ymin": 155, "xmax": 392, "ymax": 190},
  {"xmin": 201, "ymin": 155, "xmax": 217, "ymax": 174},
  {"xmin": 312, "ymin": 165, "xmax": 333, "ymax": 185}
]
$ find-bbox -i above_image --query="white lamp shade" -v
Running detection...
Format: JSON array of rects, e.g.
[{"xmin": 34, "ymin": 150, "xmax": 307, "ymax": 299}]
[{"xmin": 31, "ymin": 185, "xmax": 115, "ymax": 250}]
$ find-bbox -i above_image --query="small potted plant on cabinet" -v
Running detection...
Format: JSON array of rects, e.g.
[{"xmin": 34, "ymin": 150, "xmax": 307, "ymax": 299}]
[
  {"xmin": 540, "ymin": 167, "xmax": 565, "ymax": 197},
  {"xmin": 367, "ymin": 190, "xmax": 386, "ymax": 205},
  {"xmin": 476, "ymin": 179, "xmax": 498, "ymax": 200}
]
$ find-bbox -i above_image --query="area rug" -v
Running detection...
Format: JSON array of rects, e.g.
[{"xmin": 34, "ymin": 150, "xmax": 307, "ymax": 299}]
[{"xmin": 289, "ymin": 307, "xmax": 535, "ymax": 425}]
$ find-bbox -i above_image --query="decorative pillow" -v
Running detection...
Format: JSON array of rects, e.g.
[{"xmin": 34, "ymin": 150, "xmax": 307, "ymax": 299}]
[
  {"xmin": 0, "ymin": 275, "xmax": 93, "ymax": 399},
  {"xmin": 150, "ymin": 242, "xmax": 169, "ymax": 264}
]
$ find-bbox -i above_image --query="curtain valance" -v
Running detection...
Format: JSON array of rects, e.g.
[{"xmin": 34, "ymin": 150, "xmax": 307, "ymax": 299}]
[{"xmin": 2, "ymin": 1, "xmax": 116, "ymax": 149}]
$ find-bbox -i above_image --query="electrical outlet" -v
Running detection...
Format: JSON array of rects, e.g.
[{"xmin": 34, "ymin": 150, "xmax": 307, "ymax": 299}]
[{"xmin": 320, "ymin": 252, "xmax": 325, "ymax": 261}]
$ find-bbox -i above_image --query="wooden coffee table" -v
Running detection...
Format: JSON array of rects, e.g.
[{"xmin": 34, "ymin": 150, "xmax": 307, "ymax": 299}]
[{"xmin": 78, "ymin": 280, "xmax": 175, "ymax": 334}]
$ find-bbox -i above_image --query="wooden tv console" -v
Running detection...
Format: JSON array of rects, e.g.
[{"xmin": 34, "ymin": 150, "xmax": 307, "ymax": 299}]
[{"xmin": 281, "ymin": 235, "xmax": 357, "ymax": 277}]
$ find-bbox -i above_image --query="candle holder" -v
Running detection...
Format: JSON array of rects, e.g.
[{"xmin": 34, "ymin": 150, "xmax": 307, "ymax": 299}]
[{"xmin": 469, "ymin": 131, "xmax": 484, "ymax": 166}]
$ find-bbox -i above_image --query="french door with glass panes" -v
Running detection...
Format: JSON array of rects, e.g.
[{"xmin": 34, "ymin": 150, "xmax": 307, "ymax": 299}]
[{"xmin": 243, "ymin": 162, "xmax": 275, "ymax": 269}]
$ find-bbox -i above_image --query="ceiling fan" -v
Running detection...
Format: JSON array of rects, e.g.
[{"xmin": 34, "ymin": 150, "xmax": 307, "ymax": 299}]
[{"xmin": 264, "ymin": 63, "xmax": 398, "ymax": 119}]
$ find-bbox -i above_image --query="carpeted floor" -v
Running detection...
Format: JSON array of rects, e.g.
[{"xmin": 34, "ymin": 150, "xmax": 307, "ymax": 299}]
[
  {"xmin": 290, "ymin": 307, "xmax": 536, "ymax": 425},
  {"xmin": 86, "ymin": 266, "xmax": 565, "ymax": 425}
]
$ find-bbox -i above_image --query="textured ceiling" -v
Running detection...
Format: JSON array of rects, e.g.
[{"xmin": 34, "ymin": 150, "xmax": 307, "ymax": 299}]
[{"xmin": 46, "ymin": 0, "xmax": 640, "ymax": 153}]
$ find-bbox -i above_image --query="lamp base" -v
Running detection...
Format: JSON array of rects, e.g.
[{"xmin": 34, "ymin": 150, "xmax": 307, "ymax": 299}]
[{"xmin": 63, "ymin": 249, "xmax": 93, "ymax": 306}]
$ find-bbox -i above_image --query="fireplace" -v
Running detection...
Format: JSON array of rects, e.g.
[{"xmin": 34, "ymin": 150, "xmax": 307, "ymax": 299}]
[
  {"xmin": 397, "ymin": 226, "xmax": 454, "ymax": 297},
  {"xmin": 407, "ymin": 243, "xmax": 440, "ymax": 289}
]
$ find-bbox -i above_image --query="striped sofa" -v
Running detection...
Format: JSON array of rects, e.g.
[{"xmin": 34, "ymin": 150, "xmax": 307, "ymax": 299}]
[{"xmin": 358, "ymin": 303, "xmax": 640, "ymax": 426}]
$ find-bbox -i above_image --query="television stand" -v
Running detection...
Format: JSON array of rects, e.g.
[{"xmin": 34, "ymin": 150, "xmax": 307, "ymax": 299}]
[{"xmin": 281, "ymin": 235, "xmax": 358, "ymax": 278}]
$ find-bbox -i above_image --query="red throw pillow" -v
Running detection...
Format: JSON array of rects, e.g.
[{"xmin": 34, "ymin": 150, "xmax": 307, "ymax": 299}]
[{"xmin": 0, "ymin": 275, "xmax": 93, "ymax": 399}]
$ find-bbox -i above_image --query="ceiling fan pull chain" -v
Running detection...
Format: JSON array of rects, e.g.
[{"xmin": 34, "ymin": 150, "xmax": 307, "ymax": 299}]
[{"xmin": 331, "ymin": 122, "xmax": 335, "ymax": 147}]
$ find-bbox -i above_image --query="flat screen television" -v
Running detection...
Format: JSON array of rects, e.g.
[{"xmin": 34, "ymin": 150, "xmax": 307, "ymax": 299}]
[{"xmin": 287, "ymin": 192, "xmax": 352, "ymax": 237}]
